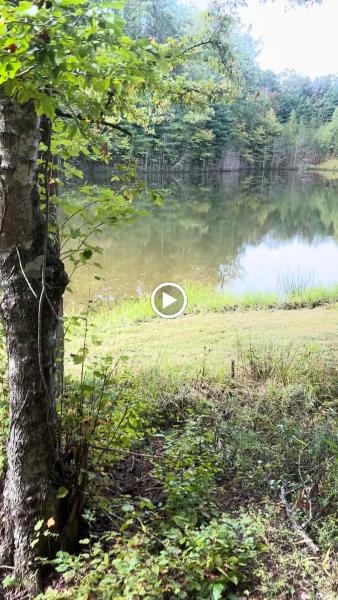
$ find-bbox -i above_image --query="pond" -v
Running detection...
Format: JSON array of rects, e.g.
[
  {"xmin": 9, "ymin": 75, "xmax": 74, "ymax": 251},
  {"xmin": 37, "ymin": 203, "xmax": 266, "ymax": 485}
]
[{"xmin": 68, "ymin": 172, "xmax": 338, "ymax": 304}]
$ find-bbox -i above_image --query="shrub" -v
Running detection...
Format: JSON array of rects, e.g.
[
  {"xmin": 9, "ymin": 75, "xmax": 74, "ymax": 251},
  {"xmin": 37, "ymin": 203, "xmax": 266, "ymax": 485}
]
[{"xmin": 40, "ymin": 513, "xmax": 264, "ymax": 599}]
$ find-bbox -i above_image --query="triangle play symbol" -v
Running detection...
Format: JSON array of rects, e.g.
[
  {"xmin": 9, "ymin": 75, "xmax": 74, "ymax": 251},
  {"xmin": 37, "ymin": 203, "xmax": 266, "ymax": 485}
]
[{"xmin": 162, "ymin": 291, "xmax": 177, "ymax": 310}]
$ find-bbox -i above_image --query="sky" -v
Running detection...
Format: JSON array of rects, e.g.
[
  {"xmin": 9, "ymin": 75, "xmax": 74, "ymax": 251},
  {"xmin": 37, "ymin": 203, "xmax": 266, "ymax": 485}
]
[
  {"xmin": 182, "ymin": 0, "xmax": 338, "ymax": 78},
  {"xmin": 230, "ymin": 239, "xmax": 338, "ymax": 294}
]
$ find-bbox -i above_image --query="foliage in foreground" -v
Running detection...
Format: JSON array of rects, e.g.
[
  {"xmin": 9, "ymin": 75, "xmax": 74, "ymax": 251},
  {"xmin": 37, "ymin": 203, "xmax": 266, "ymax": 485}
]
[
  {"xmin": 25, "ymin": 342, "xmax": 338, "ymax": 598},
  {"xmin": 40, "ymin": 514, "xmax": 262, "ymax": 600},
  {"xmin": 1, "ymin": 329, "xmax": 338, "ymax": 598}
]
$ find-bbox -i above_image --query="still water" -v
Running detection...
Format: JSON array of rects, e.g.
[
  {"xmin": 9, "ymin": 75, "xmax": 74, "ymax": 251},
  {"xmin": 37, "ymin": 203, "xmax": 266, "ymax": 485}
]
[{"xmin": 69, "ymin": 172, "xmax": 338, "ymax": 304}]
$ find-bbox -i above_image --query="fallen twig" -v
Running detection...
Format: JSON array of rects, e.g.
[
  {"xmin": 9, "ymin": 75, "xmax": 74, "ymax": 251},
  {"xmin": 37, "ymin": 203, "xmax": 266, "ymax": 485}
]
[{"xmin": 280, "ymin": 485, "xmax": 319, "ymax": 554}]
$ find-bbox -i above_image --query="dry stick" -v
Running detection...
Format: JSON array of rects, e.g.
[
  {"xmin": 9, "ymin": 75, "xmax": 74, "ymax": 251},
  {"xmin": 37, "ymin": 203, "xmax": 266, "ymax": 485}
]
[
  {"xmin": 15, "ymin": 246, "xmax": 38, "ymax": 299},
  {"xmin": 89, "ymin": 444, "xmax": 160, "ymax": 460},
  {"xmin": 280, "ymin": 485, "xmax": 319, "ymax": 554}
]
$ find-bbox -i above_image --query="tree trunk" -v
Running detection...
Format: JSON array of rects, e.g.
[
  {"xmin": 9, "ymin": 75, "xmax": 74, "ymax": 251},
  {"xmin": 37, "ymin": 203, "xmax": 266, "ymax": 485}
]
[{"xmin": 0, "ymin": 96, "xmax": 68, "ymax": 591}]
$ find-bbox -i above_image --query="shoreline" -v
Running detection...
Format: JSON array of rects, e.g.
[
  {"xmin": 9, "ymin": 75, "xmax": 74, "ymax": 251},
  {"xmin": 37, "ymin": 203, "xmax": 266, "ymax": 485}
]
[{"xmin": 66, "ymin": 283, "xmax": 338, "ymax": 328}]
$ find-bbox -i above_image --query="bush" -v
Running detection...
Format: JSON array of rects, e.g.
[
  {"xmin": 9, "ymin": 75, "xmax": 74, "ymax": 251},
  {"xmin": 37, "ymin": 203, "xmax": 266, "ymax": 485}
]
[{"xmin": 40, "ymin": 513, "xmax": 264, "ymax": 600}]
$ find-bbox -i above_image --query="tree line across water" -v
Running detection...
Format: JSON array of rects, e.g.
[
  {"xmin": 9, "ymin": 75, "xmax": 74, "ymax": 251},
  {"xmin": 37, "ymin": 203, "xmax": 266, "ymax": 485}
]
[{"xmin": 110, "ymin": 0, "xmax": 338, "ymax": 172}]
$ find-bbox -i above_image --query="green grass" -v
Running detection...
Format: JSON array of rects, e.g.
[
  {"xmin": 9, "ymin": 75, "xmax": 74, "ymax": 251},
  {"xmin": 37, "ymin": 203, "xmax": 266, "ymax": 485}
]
[
  {"xmin": 66, "ymin": 300, "xmax": 338, "ymax": 380},
  {"xmin": 285, "ymin": 284, "xmax": 338, "ymax": 306},
  {"xmin": 67, "ymin": 281, "xmax": 338, "ymax": 330},
  {"xmin": 65, "ymin": 281, "xmax": 338, "ymax": 379}
]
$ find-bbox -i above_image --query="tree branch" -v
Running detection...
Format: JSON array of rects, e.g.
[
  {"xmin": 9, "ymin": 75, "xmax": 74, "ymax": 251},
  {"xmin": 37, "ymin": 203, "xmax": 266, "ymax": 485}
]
[{"xmin": 55, "ymin": 108, "xmax": 132, "ymax": 137}]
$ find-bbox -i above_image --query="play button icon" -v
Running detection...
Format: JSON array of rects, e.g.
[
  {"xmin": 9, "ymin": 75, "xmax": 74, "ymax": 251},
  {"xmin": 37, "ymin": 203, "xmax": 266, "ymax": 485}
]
[
  {"xmin": 151, "ymin": 282, "xmax": 187, "ymax": 319},
  {"xmin": 162, "ymin": 291, "xmax": 177, "ymax": 310}
]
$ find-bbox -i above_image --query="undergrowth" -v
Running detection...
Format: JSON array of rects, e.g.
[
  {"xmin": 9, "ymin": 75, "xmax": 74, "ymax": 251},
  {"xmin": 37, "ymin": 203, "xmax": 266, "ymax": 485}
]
[
  {"xmin": 1, "ymin": 329, "xmax": 337, "ymax": 599},
  {"xmin": 38, "ymin": 342, "xmax": 338, "ymax": 599}
]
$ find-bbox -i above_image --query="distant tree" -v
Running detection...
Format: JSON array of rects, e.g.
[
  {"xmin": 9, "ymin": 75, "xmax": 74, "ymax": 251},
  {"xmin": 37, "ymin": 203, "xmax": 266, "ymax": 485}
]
[{"xmin": 123, "ymin": 0, "xmax": 190, "ymax": 42}]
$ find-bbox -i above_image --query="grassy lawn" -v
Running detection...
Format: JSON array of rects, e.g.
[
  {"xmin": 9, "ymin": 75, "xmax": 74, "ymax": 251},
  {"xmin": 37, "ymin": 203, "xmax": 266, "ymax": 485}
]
[{"xmin": 66, "ymin": 303, "xmax": 338, "ymax": 377}]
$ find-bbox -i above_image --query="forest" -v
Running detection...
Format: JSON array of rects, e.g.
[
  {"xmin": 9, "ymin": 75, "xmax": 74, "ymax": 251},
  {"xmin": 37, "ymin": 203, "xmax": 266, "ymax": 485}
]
[
  {"xmin": 0, "ymin": 0, "xmax": 337, "ymax": 599},
  {"xmin": 112, "ymin": 0, "xmax": 338, "ymax": 172}
]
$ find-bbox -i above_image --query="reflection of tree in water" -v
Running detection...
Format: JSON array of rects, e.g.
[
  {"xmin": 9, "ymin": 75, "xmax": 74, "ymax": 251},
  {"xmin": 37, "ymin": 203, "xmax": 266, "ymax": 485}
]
[
  {"xmin": 70, "ymin": 174, "xmax": 338, "ymax": 301},
  {"xmin": 218, "ymin": 261, "xmax": 242, "ymax": 289}
]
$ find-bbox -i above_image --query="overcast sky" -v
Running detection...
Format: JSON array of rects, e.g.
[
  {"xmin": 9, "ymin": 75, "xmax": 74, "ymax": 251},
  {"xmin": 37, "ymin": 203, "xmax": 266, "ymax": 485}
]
[{"xmin": 181, "ymin": 0, "xmax": 338, "ymax": 78}]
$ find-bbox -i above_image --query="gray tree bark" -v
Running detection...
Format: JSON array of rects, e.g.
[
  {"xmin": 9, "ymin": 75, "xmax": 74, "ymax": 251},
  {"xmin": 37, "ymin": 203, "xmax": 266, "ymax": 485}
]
[{"xmin": 0, "ymin": 95, "xmax": 68, "ymax": 591}]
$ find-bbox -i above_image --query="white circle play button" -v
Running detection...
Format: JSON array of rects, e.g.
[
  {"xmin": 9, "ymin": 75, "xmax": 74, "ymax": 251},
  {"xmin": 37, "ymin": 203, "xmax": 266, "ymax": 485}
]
[{"xmin": 151, "ymin": 282, "xmax": 187, "ymax": 319}]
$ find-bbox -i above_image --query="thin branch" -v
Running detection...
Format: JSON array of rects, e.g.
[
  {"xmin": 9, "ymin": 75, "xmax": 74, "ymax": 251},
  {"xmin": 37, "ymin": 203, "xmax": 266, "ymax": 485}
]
[
  {"xmin": 55, "ymin": 108, "xmax": 132, "ymax": 137},
  {"xmin": 17, "ymin": 64, "xmax": 37, "ymax": 78},
  {"xmin": 173, "ymin": 39, "xmax": 217, "ymax": 60},
  {"xmin": 60, "ymin": 200, "xmax": 99, "ymax": 238},
  {"xmin": 45, "ymin": 290, "xmax": 60, "ymax": 320},
  {"xmin": 79, "ymin": 298, "xmax": 90, "ymax": 418},
  {"xmin": 280, "ymin": 485, "xmax": 319, "ymax": 554},
  {"xmin": 15, "ymin": 246, "xmax": 38, "ymax": 299},
  {"xmin": 101, "ymin": 121, "xmax": 132, "ymax": 137},
  {"xmin": 90, "ymin": 444, "xmax": 160, "ymax": 460},
  {"xmin": 93, "ymin": 400, "xmax": 132, "ymax": 469}
]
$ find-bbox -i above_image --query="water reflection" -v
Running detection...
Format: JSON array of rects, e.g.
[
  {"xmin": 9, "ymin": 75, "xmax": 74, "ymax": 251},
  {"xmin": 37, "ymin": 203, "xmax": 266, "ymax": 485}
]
[{"xmin": 68, "ymin": 172, "xmax": 338, "ymax": 303}]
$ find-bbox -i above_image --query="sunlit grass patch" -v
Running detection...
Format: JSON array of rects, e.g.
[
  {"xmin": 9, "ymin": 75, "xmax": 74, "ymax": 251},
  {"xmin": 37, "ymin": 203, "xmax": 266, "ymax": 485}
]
[
  {"xmin": 68, "ymin": 281, "xmax": 338, "ymax": 332},
  {"xmin": 65, "ymin": 300, "xmax": 338, "ymax": 380},
  {"xmin": 184, "ymin": 281, "xmax": 279, "ymax": 312},
  {"xmin": 284, "ymin": 284, "xmax": 338, "ymax": 307}
]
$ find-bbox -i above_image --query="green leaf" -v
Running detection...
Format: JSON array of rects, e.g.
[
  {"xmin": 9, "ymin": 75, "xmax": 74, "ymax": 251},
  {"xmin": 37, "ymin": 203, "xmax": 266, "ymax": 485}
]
[
  {"xmin": 139, "ymin": 498, "xmax": 155, "ymax": 510},
  {"xmin": 35, "ymin": 94, "xmax": 57, "ymax": 120},
  {"xmin": 81, "ymin": 249, "xmax": 93, "ymax": 260},
  {"xmin": 2, "ymin": 575, "xmax": 20, "ymax": 589},
  {"xmin": 56, "ymin": 486, "xmax": 69, "ymax": 499},
  {"xmin": 212, "ymin": 584, "xmax": 224, "ymax": 600},
  {"xmin": 34, "ymin": 519, "xmax": 44, "ymax": 532},
  {"xmin": 121, "ymin": 503, "xmax": 134, "ymax": 513}
]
